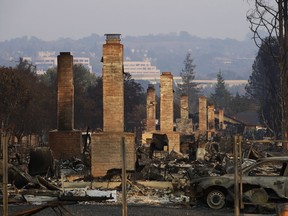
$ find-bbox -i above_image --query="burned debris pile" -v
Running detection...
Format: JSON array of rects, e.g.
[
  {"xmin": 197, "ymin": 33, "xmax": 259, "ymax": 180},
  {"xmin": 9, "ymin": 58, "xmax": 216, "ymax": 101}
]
[{"xmin": 4, "ymin": 134, "xmax": 286, "ymax": 210}]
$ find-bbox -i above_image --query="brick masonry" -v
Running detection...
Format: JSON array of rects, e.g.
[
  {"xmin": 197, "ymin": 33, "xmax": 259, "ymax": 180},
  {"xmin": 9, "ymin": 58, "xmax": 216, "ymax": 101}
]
[
  {"xmin": 158, "ymin": 72, "xmax": 180, "ymax": 152},
  {"xmin": 208, "ymin": 104, "xmax": 215, "ymax": 131},
  {"xmin": 166, "ymin": 132, "xmax": 180, "ymax": 152},
  {"xmin": 176, "ymin": 94, "xmax": 193, "ymax": 136},
  {"xmin": 219, "ymin": 108, "xmax": 224, "ymax": 129},
  {"xmin": 160, "ymin": 72, "xmax": 174, "ymax": 132},
  {"xmin": 142, "ymin": 132, "xmax": 153, "ymax": 144},
  {"xmin": 176, "ymin": 118, "xmax": 193, "ymax": 135},
  {"xmin": 180, "ymin": 94, "xmax": 189, "ymax": 119},
  {"xmin": 49, "ymin": 130, "xmax": 82, "ymax": 160},
  {"xmin": 146, "ymin": 85, "xmax": 156, "ymax": 132},
  {"xmin": 102, "ymin": 37, "xmax": 124, "ymax": 133},
  {"xmin": 199, "ymin": 96, "xmax": 207, "ymax": 135},
  {"xmin": 90, "ymin": 35, "xmax": 135, "ymax": 177},
  {"xmin": 49, "ymin": 52, "xmax": 82, "ymax": 160},
  {"xmin": 91, "ymin": 132, "xmax": 135, "ymax": 177},
  {"xmin": 57, "ymin": 52, "xmax": 74, "ymax": 131}
]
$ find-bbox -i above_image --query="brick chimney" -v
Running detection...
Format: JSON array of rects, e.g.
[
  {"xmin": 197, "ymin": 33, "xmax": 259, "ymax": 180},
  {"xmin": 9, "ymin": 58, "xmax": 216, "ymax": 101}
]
[
  {"xmin": 102, "ymin": 34, "xmax": 124, "ymax": 132},
  {"xmin": 219, "ymin": 108, "xmax": 224, "ymax": 130},
  {"xmin": 146, "ymin": 85, "xmax": 156, "ymax": 132},
  {"xmin": 180, "ymin": 94, "xmax": 189, "ymax": 119},
  {"xmin": 199, "ymin": 95, "xmax": 207, "ymax": 135},
  {"xmin": 208, "ymin": 104, "xmax": 215, "ymax": 131},
  {"xmin": 57, "ymin": 52, "xmax": 74, "ymax": 131},
  {"xmin": 160, "ymin": 72, "xmax": 174, "ymax": 132},
  {"xmin": 50, "ymin": 52, "xmax": 82, "ymax": 160}
]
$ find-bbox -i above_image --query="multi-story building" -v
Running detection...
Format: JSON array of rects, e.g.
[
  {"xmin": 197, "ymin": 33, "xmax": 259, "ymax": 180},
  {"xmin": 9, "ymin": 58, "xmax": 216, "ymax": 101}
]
[
  {"xmin": 123, "ymin": 61, "xmax": 160, "ymax": 78},
  {"xmin": 23, "ymin": 52, "xmax": 92, "ymax": 74}
]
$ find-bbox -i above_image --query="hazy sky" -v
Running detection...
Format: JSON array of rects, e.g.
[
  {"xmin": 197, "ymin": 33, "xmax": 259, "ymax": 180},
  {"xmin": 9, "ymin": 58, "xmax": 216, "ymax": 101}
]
[{"xmin": 0, "ymin": 0, "xmax": 253, "ymax": 42}]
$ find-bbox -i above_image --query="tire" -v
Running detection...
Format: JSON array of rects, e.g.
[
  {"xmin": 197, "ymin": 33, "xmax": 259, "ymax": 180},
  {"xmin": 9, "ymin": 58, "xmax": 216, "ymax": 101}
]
[{"xmin": 206, "ymin": 189, "xmax": 226, "ymax": 209}]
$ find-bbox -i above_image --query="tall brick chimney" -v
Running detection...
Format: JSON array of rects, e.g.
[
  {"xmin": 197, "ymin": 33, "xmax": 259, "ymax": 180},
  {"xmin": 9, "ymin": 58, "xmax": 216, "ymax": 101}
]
[
  {"xmin": 160, "ymin": 72, "xmax": 174, "ymax": 132},
  {"xmin": 90, "ymin": 34, "xmax": 135, "ymax": 177},
  {"xmin": 102, "ymin": 34, "xmax": 124, "ymax": 132},
  {"xmin": 208, "ymin": 104, "xmax": 215, "ymax": 131},
  {"xmin": 199, "ymin": 95, "xmax": 207, "ymax": 135},
  {"xmin": 49, "ymin": 52, "xmax": 82, "ymax": 160},
  {"xmin": 57, "ymin": 52, "xmax": 74, "ymax": 131},
  {"xmin": 219, "ymin": 108, "xmax": 224, "ymax": 130},
  {"xmin": 180, "ymin": 94, "xmax": 189, "ymax": 119},
  {"xmin": 146, "ymin": 85, "xmax": 156, "ymax": 132}
]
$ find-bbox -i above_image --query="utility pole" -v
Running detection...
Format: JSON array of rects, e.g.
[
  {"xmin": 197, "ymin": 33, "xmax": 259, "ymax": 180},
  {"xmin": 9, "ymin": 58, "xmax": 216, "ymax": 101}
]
[
  {"xmin": 121, "ymin": 137, "xmax": 127, "ymax": 216},
  {"xmin": 2, "ymin": 121, "xmax": 8, "ymax": 216}
]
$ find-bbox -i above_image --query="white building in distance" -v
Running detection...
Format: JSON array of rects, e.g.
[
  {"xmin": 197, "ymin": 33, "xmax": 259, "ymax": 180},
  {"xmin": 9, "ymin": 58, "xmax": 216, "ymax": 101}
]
[
  {"xmin": 23, "ymin": 52, "xmax": 92, "ymax": 74},
  {"xmin": 123, "ymin": 61, "xmax": 160, "ymax": 78}
]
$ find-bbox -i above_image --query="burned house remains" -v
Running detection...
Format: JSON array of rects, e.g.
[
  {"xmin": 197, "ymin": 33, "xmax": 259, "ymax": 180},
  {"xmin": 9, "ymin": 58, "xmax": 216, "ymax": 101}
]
[
  {"xmin": 90, "ymin": 34, "xmax": 135, "ymax": 177},
  {"xmin": 49, "ymin": 52, "xmax": 82, "ymax": 160}
]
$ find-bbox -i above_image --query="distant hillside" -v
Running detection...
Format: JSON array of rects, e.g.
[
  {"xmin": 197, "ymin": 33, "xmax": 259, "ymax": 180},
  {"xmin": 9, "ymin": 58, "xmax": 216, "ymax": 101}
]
[{"xmin": 0, "ymin": 32, "xmax": 257, "ymax": 79}]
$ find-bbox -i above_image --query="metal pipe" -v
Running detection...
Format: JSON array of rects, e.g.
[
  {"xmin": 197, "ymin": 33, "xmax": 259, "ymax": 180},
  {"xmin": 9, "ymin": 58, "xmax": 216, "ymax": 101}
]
[{"xmin": 121, "ymin": 137, "xmax": 127, "ymax": 216}]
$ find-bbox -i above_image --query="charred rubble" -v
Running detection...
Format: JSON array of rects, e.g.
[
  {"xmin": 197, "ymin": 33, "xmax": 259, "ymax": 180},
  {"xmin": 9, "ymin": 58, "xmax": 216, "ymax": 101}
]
[{"xmin": 2, "ymin": 132, "xmax": 285, "ymax": 210}]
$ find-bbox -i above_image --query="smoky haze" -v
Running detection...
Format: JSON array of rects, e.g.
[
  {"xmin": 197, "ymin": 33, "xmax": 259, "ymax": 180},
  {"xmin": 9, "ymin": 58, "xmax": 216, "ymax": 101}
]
[{"xmin": 0, "ymin": 0, "xmax": 252, "ymax": 42}]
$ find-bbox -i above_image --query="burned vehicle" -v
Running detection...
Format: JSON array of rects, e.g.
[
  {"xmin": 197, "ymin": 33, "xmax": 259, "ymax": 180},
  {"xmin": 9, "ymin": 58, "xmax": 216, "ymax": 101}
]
[{"xmin": 188, "ymin": 156, "xmax": 288, "ymax": 210}]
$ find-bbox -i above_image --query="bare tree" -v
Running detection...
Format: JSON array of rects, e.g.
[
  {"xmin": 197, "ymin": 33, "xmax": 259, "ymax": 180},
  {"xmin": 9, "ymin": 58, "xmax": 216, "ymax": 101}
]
[{"xmin": 247, "ymin": 0, "xmax": 288, "ymax": 148}]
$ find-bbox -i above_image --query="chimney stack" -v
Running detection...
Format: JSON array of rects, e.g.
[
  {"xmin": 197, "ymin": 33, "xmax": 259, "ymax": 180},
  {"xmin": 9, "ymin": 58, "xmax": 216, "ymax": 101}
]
[
  {"xmin": 102, "ymin": 34, "xmax": 124, "ymax": 132},
  {"xmin": 57, "ymin": 52, "xmax": 74, "ymax": 131},
  {"xmin": 160, "ymin": 72, "xmax": 174, "ymax": 132},
  {"xmin": 199, "ymin": 96, "xmax": 207, "ymax": 135},
  {"xmin": 146, "ymin": 85, "xmax": 156, "ymax": 132},
  {"xmin": 180, "ymin": 94, "xmax": 189, "ymax": 119}
]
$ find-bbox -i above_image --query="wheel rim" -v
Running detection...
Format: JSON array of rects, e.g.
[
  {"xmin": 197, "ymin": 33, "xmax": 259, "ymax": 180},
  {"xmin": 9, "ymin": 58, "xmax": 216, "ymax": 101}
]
[{"xmin": 207, "ymin": 190, "xmax": 225, "ymax": 209}]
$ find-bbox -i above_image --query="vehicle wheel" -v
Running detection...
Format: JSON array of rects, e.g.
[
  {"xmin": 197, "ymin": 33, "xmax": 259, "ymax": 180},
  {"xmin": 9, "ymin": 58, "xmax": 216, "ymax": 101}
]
[{"xmin": 206, "ymin": 189, "xmax": 226, "ymax": 209}]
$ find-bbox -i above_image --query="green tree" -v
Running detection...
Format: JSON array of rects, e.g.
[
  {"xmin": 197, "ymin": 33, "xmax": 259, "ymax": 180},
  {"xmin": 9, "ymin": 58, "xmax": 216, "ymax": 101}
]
[
  {"xmin": 210, "ymin": 71, "xmax": 232, "ymax": 114},
  {"xmin": 177, "ymin": 52, "xmax": 199, "ymax": 113},
  {"xmin": 40, "ymin": 65, "xmax": 100, "ymax": 131},
  {"xmin": 247, "ymin": 0, "xmax": 288, "ymax": 145},
  {"xmin": 246, "ymin": 37, "xmax": 281, "ymax": 138},
  {"xmin": 229, "ymin": 93, "xmax": 254, "ymax": 116},
  {"xmin": 124, "ymin": 72, "xmax": 146, "ymax": 132},
  {"xmin": 73, "ymin": 64, "xmax": 98, "ymax": 130},
  {"xmin": 39, "ymin": 68, "xmax": 58, "ymax": 129},
  {"xmin": 0, "ymin": 58, "xmax": 52, "ymax": 143}
]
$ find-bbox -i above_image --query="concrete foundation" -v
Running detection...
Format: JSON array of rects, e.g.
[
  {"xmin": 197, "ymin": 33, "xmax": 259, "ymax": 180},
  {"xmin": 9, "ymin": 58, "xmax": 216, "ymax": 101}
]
[{"xmin": 91, "ymin": 132, "xmax": 135, "ymax": 177}]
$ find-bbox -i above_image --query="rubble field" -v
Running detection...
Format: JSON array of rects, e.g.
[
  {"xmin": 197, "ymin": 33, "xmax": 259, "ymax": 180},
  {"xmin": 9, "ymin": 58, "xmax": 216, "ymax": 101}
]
[{"xmin": 2, "ymin": 138, "xmax": 288, "ymax": 215}]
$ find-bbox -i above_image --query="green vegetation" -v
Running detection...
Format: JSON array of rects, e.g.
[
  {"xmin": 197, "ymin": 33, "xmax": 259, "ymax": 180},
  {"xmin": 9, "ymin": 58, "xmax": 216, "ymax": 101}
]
[
  {"xmin": 246, "ymin": 38, "xmax": 281, "ymax": 138},
  {"xmin": 177, "ymin": 52, "xmax": 199, "ymax": 113}
]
